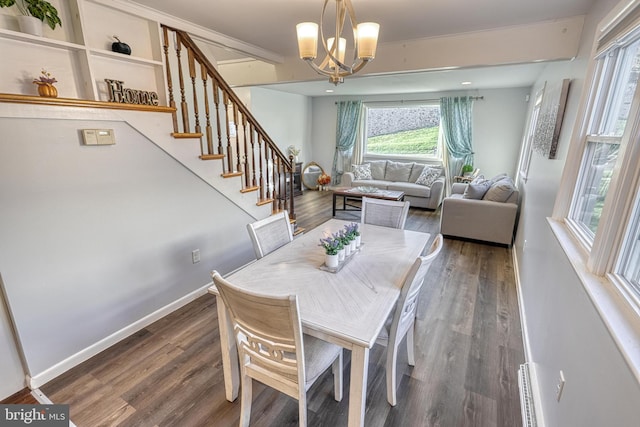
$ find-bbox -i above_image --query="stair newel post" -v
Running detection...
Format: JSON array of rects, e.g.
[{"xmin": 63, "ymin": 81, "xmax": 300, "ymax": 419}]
[
  {"xmin": 212, "ymin": 80, "xmax": 223, "ymax": 157},
  {"xmin": 223, "ymin": 93, "xmax": 233, "ymax": 174},
  {"xmin": 201, "ymin": 63, "xmax": 213, "ymax": 157},
  {"xmin": 187, "ymin": 48, "xmax": 201, "ymax": 137},
  {"xmin": 232, "ymin": 103, "xmax": 242, "ymax": 173},
  {"xmin": 162, "ymin": 26, "xmax": 178, "ymax": 134},
  {"xmin": 174, "ymin": 32, "xmax": 190, "ymax": 133}
]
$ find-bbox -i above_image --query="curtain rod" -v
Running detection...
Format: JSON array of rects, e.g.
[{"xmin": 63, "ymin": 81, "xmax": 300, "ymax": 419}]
[{"xmin": 335, "ymin": 96, "xmax": 484, "ymax": 105}]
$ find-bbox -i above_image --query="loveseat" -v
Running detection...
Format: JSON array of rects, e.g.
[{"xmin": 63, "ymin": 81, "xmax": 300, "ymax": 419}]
[
  {"xmin": 341, "ymin": 160, "xmax": 445, "ymax": 210},
  {"xmin": 440, "ymin": 175, "xmax": 519, "ymax": 245}
]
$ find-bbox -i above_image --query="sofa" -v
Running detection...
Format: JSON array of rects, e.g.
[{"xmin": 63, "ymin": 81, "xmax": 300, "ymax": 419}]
[
  {"xmin": 341, "ymin": 160, "xmax": 445, "ymax": 209},
  {"xmin": 440, "ymin": 175, "xmax": 519, "ymax": 245}
]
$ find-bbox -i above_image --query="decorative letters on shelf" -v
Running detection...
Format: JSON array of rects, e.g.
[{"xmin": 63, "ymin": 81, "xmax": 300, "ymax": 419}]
[{"xmin": 105, "ymin": 79, "xmax": 159, "ymax": 106}]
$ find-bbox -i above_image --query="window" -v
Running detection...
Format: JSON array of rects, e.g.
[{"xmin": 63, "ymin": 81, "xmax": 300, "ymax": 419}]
[
  {"xmin": 364, "ymin": 103, "xmax": 441, "ymax": 159},
  {"xmin": 560, "ymin": 5, "xmax": 640, "ymax": 309},
  {"xmin": 519, "ymin": 86, "xmax": 544, "ymax": 180}
]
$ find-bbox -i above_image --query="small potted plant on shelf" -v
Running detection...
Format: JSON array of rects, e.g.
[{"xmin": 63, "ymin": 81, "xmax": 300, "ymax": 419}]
[
  {"xmin": 0, "ymin": 0, "xmax": 62, "ymax": 36},
  {"xmin": 33, "ymin": 69, "xmax": 57, "ymax": 98},
  {"xmin": 319, "ymin": 236, "xmax": 341, "ymax": 269}
]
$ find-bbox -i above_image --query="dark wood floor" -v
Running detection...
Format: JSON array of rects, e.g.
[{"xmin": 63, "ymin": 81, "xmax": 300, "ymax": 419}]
[{"xmin": 35, "ymin": 189, "xmax": 524, "ymax": 426}]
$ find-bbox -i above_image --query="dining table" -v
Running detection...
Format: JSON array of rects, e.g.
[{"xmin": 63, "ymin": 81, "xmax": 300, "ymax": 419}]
[{"xmin": 208, "ymin": 218, "xmax": 430, "ymax": 426}]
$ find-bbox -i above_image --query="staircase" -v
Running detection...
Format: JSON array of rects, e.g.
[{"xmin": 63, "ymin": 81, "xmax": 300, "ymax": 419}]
[{"xmin": 160, "ymin": 25, "xmax": 299, "ymax": 231}]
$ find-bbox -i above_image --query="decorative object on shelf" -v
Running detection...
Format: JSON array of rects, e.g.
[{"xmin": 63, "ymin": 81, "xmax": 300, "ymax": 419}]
[
  {"xmin": 287, "ymin": 145, "xmax": 301, "ymax": 163},
  {"xmin": 105, "ymin": 79, "xmax": 159, "ymax": 106},
  {"xmin": 317, "ymin": 172, "xmax": 331, "ymax": 191},
  {"xmin": 32, "ymin": 69, "xmax": 57, "ymax": 97},
  {"xmin": 461, "ymin": 164, "xmax": 474, "ymax": 176},
  {"xmin": 111, "ymin": 35, "xmax": 131, "ymax": 55},
  {"xmin": 0, "ymin": 0, "xmax": 62, "ymax": 36},
  {"xmin": 296, "ymin": 0, "xmax": 379, "ymax": 85}
]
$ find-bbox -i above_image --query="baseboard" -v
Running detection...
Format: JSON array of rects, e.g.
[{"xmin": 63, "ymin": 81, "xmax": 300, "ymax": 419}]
[
  {"xmin": 512, "ymin": 247, "xmax": 546, "ymax": 427},
  {"xmin": 27, "ymin": 283, "xmax": 212, "ymax": 389}
]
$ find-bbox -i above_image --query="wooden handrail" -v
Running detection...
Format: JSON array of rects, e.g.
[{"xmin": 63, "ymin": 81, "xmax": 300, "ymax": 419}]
[{"xmin": 161, "ymin": 25, "xmax": 295, "ymax": 219}]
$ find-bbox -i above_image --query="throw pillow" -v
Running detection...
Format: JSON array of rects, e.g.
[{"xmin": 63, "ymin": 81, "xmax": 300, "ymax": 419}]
[
  {"xmin": 463, "ymin": 176, "xmax": 493, "ymax": 199},
  {"xmin": 368, "ymin": 160, "xmax": 387, "ymax": 180},
  {"xmin": 352, "ymin": 163, "xmax": 372, "ymax": 180},
  {"xmin": 385, "ymin": 161, "xmax": 413, "ymax": 182},
  {"xmin": 415, "ymin": 167, "xmax": 441, "ymax": 187},
  {"xmin": 484, "ymin": 177, "xmax": 516, "ymax": 202},
  {"xmin": 409, "ymin": 163, "xmax": 426, "ymax": 182},
  {"xmin": 490, "ymin": 173, "xmax": 508, "ymax": 183}
]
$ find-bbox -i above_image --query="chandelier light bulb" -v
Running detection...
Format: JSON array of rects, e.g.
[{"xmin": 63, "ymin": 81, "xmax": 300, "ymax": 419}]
[
  {"xmin": 327, "ymin": 37, "xmax": 347, "ymax": 69},
  {"xmin": 296, "ymin": 22, "xmax": 319, "ymax": 60},
  {"xmin": 356, "ymin": 22, "xmax": 379, "ymax": 59}
]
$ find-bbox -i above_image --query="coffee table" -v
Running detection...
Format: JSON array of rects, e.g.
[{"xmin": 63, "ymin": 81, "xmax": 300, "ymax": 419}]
[{"xmin": 332, "ymin": 187, "xmax": 405, "ymax": 216}]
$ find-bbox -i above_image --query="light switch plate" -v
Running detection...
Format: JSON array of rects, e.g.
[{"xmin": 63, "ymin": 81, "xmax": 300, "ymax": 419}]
[{"xmin": 82, "ymin": 129, "xmax": 115, "ymax": 145}]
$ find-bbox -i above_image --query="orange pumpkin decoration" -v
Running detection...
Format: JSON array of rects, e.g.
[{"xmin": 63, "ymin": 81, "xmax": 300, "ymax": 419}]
[{"xmin": 36, "ymin": 83, "xmax": 58, "ymax": 98}]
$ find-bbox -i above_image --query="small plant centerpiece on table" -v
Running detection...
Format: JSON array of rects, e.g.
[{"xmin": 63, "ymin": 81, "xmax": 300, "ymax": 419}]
[
  {"xmin": 344, "ymin": 222, "xmax": 361, "ymax": 248},
  {"xmin": 33, "ymin": 69, "xmax": 57, "ymax": 98},
  {"xmin": 319, "ymin": 235, "xmax": 341, "ymax": 268},
  {"xmin": 335, "ymin": 229, "xmax": 353, "ymax": 257}
]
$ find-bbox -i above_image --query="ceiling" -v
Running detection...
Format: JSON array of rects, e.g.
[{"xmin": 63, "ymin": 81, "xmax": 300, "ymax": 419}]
[{"xmin": 130, "ymin": 0, "xmax": 596, "ymax": 96}]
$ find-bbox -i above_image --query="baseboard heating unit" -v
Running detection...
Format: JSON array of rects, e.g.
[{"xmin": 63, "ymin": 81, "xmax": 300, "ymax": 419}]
[{"xmin": 518, "ymin": 363, "xmax": 537, "ymax": 427}]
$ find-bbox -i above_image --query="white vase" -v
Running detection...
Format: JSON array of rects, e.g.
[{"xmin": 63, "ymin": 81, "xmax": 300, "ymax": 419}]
[
  {"xmin": 325, "ymin": 253, "xmax": 339, "ymax": 269},
  {"xmin": 350, "ymin": 240, "xmax": 357, "ymax": 252},
  {"xmin": 344, "ymin": 244, "xmax": 351, "ymax": 257},
  {"xmin": 355, "ymin": 235, "xmax": 361, "ymax": 248},
  {"xmin": 18, "ymin": 15, "xmax": 43, "ymax": 37},
  {"xmin": 338, "ymin": 248, "xmax": 345, "ymax": 262}
]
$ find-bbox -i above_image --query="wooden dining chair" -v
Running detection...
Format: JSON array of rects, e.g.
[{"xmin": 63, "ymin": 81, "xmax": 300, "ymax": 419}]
[
  {"xmin": 361, "ymin": 197, "xmax": 410, "ymax": 229},
  {"xmin": 211, "ymin": 271, "xmax": 343, "ymax": 427},
  {"xmin": 246, "ymin": 210, "xmax": 293, "ymax": 259},
  {"xmin": 375, "ymin": 234, "xmax": 444, "ymax": 406}
]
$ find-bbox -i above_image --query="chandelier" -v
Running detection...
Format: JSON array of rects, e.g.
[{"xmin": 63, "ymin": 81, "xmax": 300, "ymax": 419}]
[{"xmin": 296, "ymin": 0, "xmax": 380, "ymax": 85}]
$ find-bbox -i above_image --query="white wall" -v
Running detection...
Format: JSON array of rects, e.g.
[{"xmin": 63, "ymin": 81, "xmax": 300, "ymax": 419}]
[
  {"xmin": 0, "ymin": 112, "xmax": 256, "ymax": 396},
  {"xmin": 514, "ymin": 0, "xmax": 640, "ymax": 425},
  {"xmin": 243, "ymin": 87, "xmax": 313, "ymax": 166},
  {"xmin": 308, "ymin": 88, "xmax": 530, "ymax": 183}
]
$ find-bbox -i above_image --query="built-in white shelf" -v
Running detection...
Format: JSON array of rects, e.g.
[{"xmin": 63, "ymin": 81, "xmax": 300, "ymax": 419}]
[
  {"xmin": 89, "ymin": 48, "xmax": 163, "ymax": 66},
  {"xmin": 0, "ymin": 27, "xmax": 85, "ymax": 51},
  {"xmin": 0, "ymin": 0, "xmax": 167, "ymax": 104}
]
